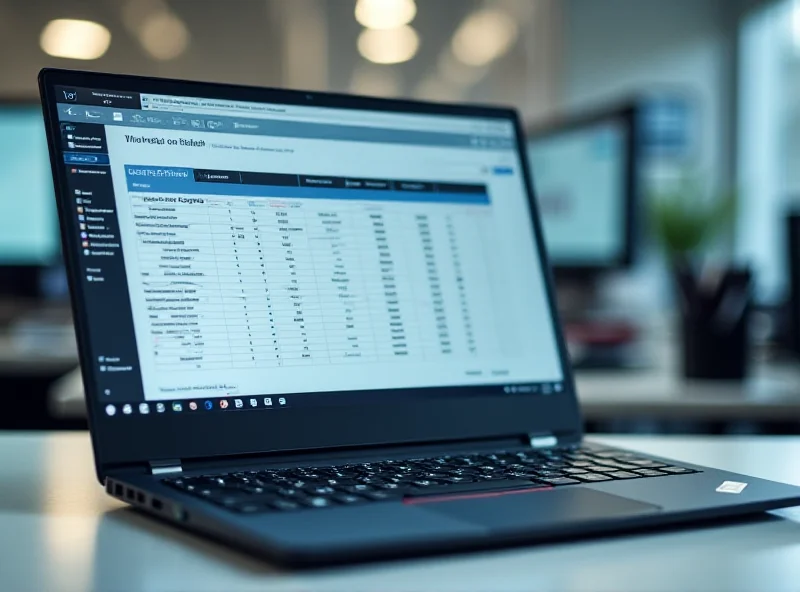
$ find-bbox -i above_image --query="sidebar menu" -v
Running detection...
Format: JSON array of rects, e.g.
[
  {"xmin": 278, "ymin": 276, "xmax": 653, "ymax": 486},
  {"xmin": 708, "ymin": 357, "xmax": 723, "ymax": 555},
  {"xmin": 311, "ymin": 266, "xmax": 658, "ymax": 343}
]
[{"xmin": 59, "ymin": 120, "xmax": 145, "ymax": 405}]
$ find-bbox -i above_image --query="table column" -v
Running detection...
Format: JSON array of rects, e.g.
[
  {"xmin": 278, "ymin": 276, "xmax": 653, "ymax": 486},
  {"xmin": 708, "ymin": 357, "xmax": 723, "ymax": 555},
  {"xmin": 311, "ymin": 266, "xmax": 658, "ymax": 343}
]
[
  {"xmin": 410, "ymin": 213, "xmax": 455, "ymax": 358},
  {"xmin": 131, "ymin": 196, "xmax": 232, "ymax": 371},
  {"xmin": 453, "ymin": 212, "xmax": 502, "ymax": 356},
  {"xmin": 439, "ymin": 212, "xmax": 500, "ymax": 357},
  {"xmin": 261, "ymin": 201, "xmax": 327, "ymax": 367},
  {"xmin": 209, "ymin": 199, "xmax": 280, "ymax": 370},
  {"xmin": 360, "ymin": 208, "xmax": 422, "ymax": 361},
  {"xmin": 308, "ymin": 207, "xmax": 377, "ymax": 364}
]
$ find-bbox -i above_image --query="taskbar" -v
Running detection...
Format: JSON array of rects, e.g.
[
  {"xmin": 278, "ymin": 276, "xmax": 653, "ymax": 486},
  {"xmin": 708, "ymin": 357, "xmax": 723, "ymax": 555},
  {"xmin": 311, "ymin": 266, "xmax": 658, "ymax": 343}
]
[{"xmin": 100, "ymin": 381, "xmax": 566, "ymax": 417}]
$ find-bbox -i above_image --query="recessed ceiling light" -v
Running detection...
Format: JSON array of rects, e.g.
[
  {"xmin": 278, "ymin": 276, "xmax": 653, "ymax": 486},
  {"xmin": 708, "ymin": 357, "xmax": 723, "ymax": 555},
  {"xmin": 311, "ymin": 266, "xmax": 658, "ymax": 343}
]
[
  {"xmin": 139, "ymin": 12, "xmax": 190, "ymax": 60},
  {"xmin": 358, "ymin": 25, "xmax": 420, "ymax": 65},
  {"xmin": 355, "ymin": 0, "xmax": 416, "ymax": 30},
  {"xmin": 451, "ymin": 8, "xmax": 519, "ymax": 67},
  {"xmin": 40, "ymin": 19, "xmax": 111, "ymax": 60}
]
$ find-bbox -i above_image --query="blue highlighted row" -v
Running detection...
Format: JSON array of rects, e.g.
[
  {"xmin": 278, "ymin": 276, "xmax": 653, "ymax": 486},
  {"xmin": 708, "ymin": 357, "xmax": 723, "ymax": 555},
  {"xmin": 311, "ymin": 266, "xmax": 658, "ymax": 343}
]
[
  {"xmin": 65, "ymin": 152, "xmax": 110, "ymax": 165},
  {"xmin": 124, "ymin": 165, "xmax": 491, "ymax": 205}
]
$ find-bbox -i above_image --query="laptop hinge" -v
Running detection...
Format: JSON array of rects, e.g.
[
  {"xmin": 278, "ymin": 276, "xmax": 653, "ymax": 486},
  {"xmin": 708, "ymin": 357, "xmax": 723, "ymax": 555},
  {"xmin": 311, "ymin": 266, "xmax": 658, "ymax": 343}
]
[
  {"xmin": 149, "ymin": 459, "xmax": 182, "ymax": 475},
  {"xmin": 528, "ymin": 433, "xmax": 558, "ymax": 449}
]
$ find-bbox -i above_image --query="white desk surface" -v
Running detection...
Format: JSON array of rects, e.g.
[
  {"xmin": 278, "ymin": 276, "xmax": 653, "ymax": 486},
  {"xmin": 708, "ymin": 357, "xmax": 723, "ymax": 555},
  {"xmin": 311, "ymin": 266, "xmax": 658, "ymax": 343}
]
[
  {"xmin": 3, "ymin": 432, "xmax": 800, "ymax": 592},
  {"xmin": 575, "ymin": 339, "xmax": 800, "ymax": 421}
]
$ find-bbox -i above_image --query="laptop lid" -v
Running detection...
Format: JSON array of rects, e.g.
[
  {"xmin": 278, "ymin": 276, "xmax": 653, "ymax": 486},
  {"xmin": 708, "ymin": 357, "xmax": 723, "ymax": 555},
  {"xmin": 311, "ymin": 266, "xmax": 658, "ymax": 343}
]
[{"xmin": 39, "ymin": 69, "xmax": 582, "ymax": 477}]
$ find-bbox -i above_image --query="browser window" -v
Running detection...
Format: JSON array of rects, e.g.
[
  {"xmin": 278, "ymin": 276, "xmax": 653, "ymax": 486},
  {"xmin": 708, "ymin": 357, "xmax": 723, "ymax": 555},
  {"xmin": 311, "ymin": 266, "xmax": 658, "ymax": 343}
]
[{"xmin": 54, "ymin": 86, "xmax": 564, "ymax": 415}]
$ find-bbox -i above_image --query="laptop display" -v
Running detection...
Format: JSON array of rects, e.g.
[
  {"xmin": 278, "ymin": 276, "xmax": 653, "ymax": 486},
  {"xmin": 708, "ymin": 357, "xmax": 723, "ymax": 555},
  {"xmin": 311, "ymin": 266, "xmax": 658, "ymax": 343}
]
[{"xmin": 50, "ymin": 83, "xmax": 564, "ymax": 419}]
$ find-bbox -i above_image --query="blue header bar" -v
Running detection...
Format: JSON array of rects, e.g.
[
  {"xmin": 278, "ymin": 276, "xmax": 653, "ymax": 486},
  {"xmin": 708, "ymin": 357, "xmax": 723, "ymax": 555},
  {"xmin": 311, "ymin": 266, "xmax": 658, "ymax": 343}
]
[
  {"xmin": 57, "ymin": 104, "xmax": 515, "ymax": 151},
  {"xmin": 124, "ymin": 165, "xmax": 491, "ymax": 205}
]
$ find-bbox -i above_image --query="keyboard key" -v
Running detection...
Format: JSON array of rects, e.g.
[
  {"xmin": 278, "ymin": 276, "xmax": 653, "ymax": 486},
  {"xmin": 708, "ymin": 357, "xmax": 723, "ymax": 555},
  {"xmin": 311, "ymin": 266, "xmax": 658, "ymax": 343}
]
[
  {"xmin": 608, "ymin": 471, "xmax": 640, "ymax": 479},
  {"xmin": 585, "ymin": 465, "xmax": 618, "ymax": 473},
  {"xmin": 339, "ymin": 484, "xmax": 374, "ymax": 494},
  {"xmin": 232, "ymin": 503, "xmax": 268, "ymax": 514},
  {"xmin": 270, "ymin": 499, "xmax": 301, "ymax": 511},
  {"xmin": 304, "ymin": 485, "xmax": 336, "ymax": 496},
  {"xmin": 364, "ymin": 491, "xmax": 398, "ymax": 501},
  {"xmin": 542, "ymin": 477, "xmax": 580, "ymax": 486},
  {"xmin": 332, "ymin": 494, "xmax": 365, "ymax": 505},
  {"xmin": 441, "ymin": 475, "xmax": 479, "ymax": 484},
  {"xmin": 603, "ymin": 462, "xmax": 641, "ymax": 470},
  {"xmin": 633, "ymin": 469, "xmax": 666, "ymax": 477},
  {"xmin": 576, "ymin": 473, "xmax": 613, "ymax": 482},
  {"xmin": 303, "ymin": 497, "xmax": 334, "ymax": 509},
  {"xmin": 660, "ymin": 466, "xmax": 696, "ymax": 474},
  {"xmin": 627, "ymin": 460, "xmax": 667, "ymax": 468},
  {"xmin": 589, "ymin": 451, "xmax": 620, "ymax": 459}
]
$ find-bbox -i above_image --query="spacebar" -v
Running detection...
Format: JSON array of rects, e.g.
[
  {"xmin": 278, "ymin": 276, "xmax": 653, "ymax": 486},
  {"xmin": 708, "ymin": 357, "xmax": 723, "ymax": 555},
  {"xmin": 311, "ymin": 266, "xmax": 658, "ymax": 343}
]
[{"xmin": 404, "ymin": 479, "xmax": 545, "ymax": 498}]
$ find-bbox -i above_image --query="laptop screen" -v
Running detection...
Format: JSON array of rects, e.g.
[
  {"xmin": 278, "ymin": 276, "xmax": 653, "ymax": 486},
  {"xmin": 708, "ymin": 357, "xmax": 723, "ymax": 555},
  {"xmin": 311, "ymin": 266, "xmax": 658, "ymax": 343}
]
[{"xmin": 52, "ymin": 85, "xmax": 564, "ymax": 418}]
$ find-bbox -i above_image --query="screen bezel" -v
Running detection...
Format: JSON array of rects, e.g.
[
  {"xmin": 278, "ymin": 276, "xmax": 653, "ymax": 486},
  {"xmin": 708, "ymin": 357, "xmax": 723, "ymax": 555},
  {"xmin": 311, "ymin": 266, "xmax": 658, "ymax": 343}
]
[
  {"xmin": 39, "ymin": 68, "xmax": 583, "ymax": 478},
  {"xmin": 526, "ymin": 103, "xmax": 639, "ymax": 277},
  {"xmin": 0, "ymin": 98, "xmax": 61, "ymax": 297}
]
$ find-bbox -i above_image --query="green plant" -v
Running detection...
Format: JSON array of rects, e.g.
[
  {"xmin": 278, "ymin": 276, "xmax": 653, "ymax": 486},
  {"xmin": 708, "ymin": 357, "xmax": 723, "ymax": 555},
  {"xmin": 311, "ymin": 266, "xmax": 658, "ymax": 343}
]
[{"xmin": 650, "ymin": 178, "xmax": 736, "ymax": 260}]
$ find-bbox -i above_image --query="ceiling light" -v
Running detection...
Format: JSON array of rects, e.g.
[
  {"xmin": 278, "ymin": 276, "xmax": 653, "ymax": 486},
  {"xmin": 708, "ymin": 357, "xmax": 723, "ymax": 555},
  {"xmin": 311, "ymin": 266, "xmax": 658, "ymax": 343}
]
[
  {"xmin": 451, "ymin": 8, "xmax": 519, "ymax": 67},
  {"xmin": 139, "ymin": 12, "xmax": 190, "ymax": 60},
  {"xmin": 792, "ymin": 0, "xmax": 800, "ymax": 49},
  {"xmin": 40, "ymin": 19, "xmax": 111, "ymax": 60},
  {"xmin": 358, "ymin": 25, "xmax": 419, "ymax": 65},
  {"xmin": 355, "ymin": 0, "xmax": 416, "ymax": 30}
]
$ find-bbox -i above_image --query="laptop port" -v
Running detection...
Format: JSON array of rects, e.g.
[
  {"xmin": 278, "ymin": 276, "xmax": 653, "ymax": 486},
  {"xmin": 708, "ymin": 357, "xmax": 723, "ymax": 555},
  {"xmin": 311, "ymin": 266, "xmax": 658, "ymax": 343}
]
[
  {"xmin": 172, "ymin": 505, "xmax": 188, "ymax": 522},
  {"xmin": 126, "ymin": 488, "xmax": 135, "ymax": 501},
  {"xmin": 151, "ymin": 498, "xmax": 163, "ymax": 511},
  {"xmin": 114, "ymin": 483, "xmax": 123, "ymax": 497},
  {"xmin": 136, "ymin": 491, "xmax": 145, "ymax": 504}
]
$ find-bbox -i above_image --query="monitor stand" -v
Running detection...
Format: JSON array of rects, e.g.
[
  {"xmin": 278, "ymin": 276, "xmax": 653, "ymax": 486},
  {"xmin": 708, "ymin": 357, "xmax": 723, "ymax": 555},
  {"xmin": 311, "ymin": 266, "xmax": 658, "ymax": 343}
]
[{"xmin": 553, "ymin": 273, "xmax": 643, "ymax": 371}]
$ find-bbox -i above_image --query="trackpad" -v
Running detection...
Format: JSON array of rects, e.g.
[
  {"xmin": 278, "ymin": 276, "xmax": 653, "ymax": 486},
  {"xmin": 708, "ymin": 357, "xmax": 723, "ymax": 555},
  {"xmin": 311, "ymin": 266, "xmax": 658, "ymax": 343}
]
[{"xmin": 420, "ymin": 487, "xmax": 660, "ymax": 531}]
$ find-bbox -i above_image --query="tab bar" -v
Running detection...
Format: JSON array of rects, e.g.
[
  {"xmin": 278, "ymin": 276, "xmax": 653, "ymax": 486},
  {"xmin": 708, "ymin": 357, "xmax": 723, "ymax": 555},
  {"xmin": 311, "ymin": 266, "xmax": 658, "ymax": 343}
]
[
  {"xmin": 436, "ymin": 182, "xmax": 487, "ymax": 194},
  {"xmin": 194, "ymin": 169, "xmax": 240, "ymax": 184},
  {"xmin": 343, "ymin": 178, "xmax": 391, "ymax": 190},
  {"xmin": 299, "ymin": 175, "xmax": 346, "ymax": 189},
  {"xmin": 240, "ymin": 172, "xmax": 299, "ymax": 187},
  {"xmin": 56, "ymin": 86, "xmax": 141, "ymax": 110},
  {"xmin": 395, "ymin": 181, "xmax": 434, "ymax": 192}
]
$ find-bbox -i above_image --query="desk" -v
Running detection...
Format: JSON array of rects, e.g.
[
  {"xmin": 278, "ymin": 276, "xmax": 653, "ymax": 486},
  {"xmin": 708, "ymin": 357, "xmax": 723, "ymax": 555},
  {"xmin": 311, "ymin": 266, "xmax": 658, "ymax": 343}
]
[
  {"xmin": 576, "ymin": 339, "xmax": 800, "ymax": 424},
  {"xmin": 2, "ymin": 433, "xmax": 800, "ymax": 591}
]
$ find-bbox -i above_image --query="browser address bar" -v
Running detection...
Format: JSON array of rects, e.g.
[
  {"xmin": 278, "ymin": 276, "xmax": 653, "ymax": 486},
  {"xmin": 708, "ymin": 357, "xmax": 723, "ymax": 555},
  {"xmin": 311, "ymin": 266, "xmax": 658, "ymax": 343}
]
[{"xmin": 140, "ymin": 94, "xmax": 513, "ymax": 137}]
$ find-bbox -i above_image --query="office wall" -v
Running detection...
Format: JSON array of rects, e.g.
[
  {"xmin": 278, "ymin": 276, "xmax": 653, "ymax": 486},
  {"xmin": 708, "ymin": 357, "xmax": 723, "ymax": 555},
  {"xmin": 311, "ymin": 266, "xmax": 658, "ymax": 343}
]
[{"xmin": 560, "ymin": 0, "xmax": 735, "ymax": 188}]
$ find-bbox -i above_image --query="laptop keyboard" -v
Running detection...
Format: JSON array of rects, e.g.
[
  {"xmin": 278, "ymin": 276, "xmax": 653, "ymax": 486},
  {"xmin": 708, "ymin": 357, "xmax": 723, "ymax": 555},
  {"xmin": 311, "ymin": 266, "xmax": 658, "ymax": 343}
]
[{"xmin": 162, "ymin": 445, "xmax": 698, "ymax": 514}]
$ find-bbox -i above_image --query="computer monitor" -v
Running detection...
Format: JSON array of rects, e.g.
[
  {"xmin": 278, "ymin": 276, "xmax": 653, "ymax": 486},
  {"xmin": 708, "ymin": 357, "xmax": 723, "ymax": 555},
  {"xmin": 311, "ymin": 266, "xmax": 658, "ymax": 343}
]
[
  {"xmin": 788, "ymin": 213, "xmax": 800, "ymax": 356},
  {"xmin": 0, "ymin": 100, "xmax": 61, "ymax": 297},
  {"xmin": 526, "ymin": 105, "xmax": 638, "ymax": 275}
]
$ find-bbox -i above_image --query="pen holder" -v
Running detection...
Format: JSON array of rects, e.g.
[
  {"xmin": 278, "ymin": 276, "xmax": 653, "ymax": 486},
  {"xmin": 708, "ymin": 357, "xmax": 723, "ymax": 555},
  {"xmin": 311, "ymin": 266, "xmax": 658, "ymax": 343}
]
[{"xmin": 676, "ymin": 267, "xmax": 752, "ymax": 381}]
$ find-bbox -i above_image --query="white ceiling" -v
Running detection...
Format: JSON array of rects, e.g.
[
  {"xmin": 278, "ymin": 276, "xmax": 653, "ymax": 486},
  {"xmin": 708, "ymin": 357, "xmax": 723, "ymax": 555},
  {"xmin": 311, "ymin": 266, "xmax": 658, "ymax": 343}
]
[{"xmin": 0, "ymin": 0, "xmax": 485, "ymax": 97}]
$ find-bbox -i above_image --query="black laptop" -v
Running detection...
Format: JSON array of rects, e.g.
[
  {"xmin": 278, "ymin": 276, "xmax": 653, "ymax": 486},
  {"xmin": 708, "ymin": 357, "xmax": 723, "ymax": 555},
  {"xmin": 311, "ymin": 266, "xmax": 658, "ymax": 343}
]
[{"xmin": 38, "ymin": 69, "xmax": 800, "ymax": 566}]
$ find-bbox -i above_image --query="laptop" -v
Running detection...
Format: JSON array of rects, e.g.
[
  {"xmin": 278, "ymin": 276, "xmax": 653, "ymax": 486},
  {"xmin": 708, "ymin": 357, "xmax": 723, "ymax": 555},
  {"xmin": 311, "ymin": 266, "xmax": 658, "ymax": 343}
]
[{"xmin": 38, "ymin": 68, "xmax": 800, "ymax": 566}]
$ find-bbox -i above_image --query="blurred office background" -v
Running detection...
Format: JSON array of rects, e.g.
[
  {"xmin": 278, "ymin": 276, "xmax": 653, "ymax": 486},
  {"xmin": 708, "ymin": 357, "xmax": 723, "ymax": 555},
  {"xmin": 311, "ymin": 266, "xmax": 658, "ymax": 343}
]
[{"xmin": 1, "ymin": 0, "xmax": 800, "ymax": 432}]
